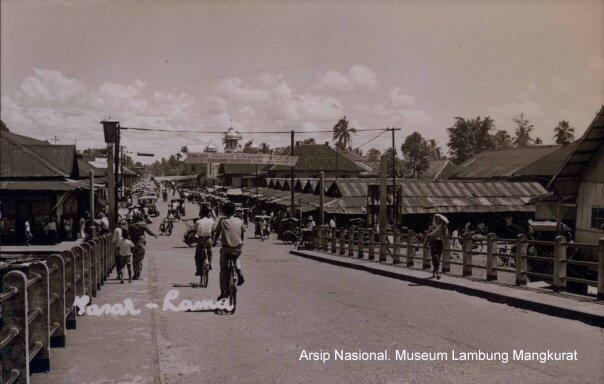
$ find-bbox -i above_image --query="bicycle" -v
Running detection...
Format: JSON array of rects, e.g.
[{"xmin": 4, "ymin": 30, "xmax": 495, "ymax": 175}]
[
  {"xmin": 216, "ymin": 254, "xmax": 238, "ymax": 315},
  {"xmin": 159, "ymin": 218, "xmax": 174, "ymax": 236}
]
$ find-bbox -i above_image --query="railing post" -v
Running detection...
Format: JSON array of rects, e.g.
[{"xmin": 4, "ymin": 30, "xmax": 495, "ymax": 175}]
[
  {"xmin": 330, "ymin": 227, "xmax": 337, "ymax": 253},
  {"xmin": 28, "ymin": 262, "xmax": 50, "ymax": 373},
  {"xmin": 61, "ymin": 249, "xmax": 77, "ymax": 329},
  {"xmin": 357, "ymin": 228, "xmax": 365, "ymax": 259},
  {"xmin": 598, "ymin": 237, "xmax": 604, "ymax": 301},
  {"xmin": 338, "ymin": 228, "xmax": 345, "ymax": 255},
  {"xmin": 368, "ymin": 229, "xmax": 375, "ymax": 260},
  {"xmin": 322, "ymin": 226, "xmax": 328, "ymax": 252},
  {"xmin": 486, "ymin": 233, "xmax": 497, "ymax": 281},
  {"xmin": 391, "ymin": 230, "xmax": 400, "ymax": 265},
  {"xmin": 2, "ymin": 270, "xmax": 29, "ymax": 384},
  {"xmin": 379, "ymin": 229, "xmax": 387, "ymax": 262},
  {"xmin": 348, "ymin": 227, "xmax": 355, "ymax": 257},
  {"xmin": 442, "ymin": 234, "xmax": 451, "ymax": 273},
  {"xmin": 81, "ymin": 242, "xmax": 93, "ymax": 301},
  {"xmin": 47, "ymin": 254, "xmax": 66, "ymax": 348},
  {"xmin": 88, "ymin": 240, "xmax": 98, "ymax": 297},
  {"xmin": 406, "ymin": 232, "xmax": 414, "ymax": 267},
  {"xmin": 553, "ymin": 236, "xmax": 567, "ymax": 292},
  {"xmin": 515, "ymin": 234, "xmax": 528, "ymax": 286},
  {"xmin": 462, "ymin": 232, "xmax": 473, "ymax": 276}
]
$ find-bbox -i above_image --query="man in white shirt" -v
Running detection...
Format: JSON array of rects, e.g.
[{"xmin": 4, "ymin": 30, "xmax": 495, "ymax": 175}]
[
  {"xmin": 329, "ymin": 218, "xmax": 336, "ymax": 229},
  {"xmin": 212, "ymin": 202, "xmax": 245, "ymax": 301},
  {"xmin": 194, "ymin": 204, "xmax": 215, "ymax": 278}
]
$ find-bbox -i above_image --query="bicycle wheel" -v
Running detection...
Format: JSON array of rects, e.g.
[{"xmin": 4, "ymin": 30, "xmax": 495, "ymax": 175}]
[
  {"xmin": 228, "ymin": 265, "xmax": 237, "ymax": 314},
  {"xmin": 201, "ymin": 258, "xmax": 209, "ymax": 288}
]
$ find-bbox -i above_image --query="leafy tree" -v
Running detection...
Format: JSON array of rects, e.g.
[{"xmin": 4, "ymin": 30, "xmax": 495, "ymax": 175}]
[
  {"xmin": 534, "ymin": 137, "xmax": 543, "ymax": 145},
  {"xmin": 0, "ymin": 120, "xmax": 8, "ymax": 131},
  {"xmin": 512, "ymin": 113, "xmax": 534, "ymax": 148},
  {"xmin": 447, "ymin": 116, "xmax": 496, "ymax": 164},
  {"xmin": 302, "ymin": 138, "xmax": 316, "ymax": 144},
  {"xmin": 401, "ymin": 132, "xmax": 431, "ymax": 179},
  {"xmin": 493, "ymin": 130, "xmax": 513, "ymax": 150},
  {"xmin": 380, "ymin": 147, "xmax": 405, "ymax": 178},
  {"xmin": 180, "ymin": 145, "xmax": 189, "ymax": 154},
  {"xmin": 554, "ymin": 120, "xmax": 575, "ymax": 145},
  {"xmin": 366, "ymin": 148, "xmax": 381, "ymax": 162},
  {"xmin": 332, "ymin": 116, "xmax": 356, "ymax": 150}
]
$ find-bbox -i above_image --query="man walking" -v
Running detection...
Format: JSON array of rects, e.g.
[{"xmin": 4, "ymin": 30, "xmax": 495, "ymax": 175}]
[
  {"xmin": 212, "ymin": 202, "xmax": 245, "ymax": 301},
  {"xmin": 128, "ymin": 213, "xmax": 157, "ymax": 280}
]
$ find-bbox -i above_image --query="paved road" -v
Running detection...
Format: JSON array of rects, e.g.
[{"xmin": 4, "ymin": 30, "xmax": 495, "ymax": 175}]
[
  {"xmin": 146, "ymin": 201, "xmax": 602, "ymax": 384},
  {"xmin": 30, "ymin": 200, "xmax": 603, "ymax": 384}
]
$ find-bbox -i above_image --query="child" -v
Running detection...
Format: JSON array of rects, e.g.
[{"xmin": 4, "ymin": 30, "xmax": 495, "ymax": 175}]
[{"xmin": 117, "ymin": 231, "xmax": 135, "ymax": 283}]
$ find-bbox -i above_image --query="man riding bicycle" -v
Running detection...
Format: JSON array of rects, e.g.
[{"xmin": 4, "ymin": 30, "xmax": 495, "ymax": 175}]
[
  {"xmin": 194, "ymin": 204, "xmax": 214, "ymax": 280},
  {"xmin": 212, "ymin": 202, "xmax": 245, "ymax": 301}
]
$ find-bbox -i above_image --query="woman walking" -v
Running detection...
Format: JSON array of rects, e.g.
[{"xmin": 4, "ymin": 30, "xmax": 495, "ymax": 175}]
[{"xmin": 424, "ymin": 214, "xmax": 449, "ymax": 279}]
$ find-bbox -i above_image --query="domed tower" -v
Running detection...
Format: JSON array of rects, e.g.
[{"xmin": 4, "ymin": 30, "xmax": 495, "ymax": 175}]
[
  {"xmin": 223, "ymin": 127, "xmax": 242, "ymax": 153},
  {"xmin": 204, "ymin": 141, "xmax": 218, "ymax": 153}
]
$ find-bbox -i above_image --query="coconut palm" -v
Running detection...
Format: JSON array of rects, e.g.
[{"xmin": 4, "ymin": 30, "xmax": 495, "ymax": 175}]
[
  {"xmin": 554, "ymin": 120, "xmax": 575, "ymax": 145},
  {"xmin": 259, "ymin": 142, "xmax": 270, "ymax": 153},
  {"xmin": 512, "ymin": 113, "xmax": 534, "ymax": 148},
  {"xmin": 332, "ymin": 116, "xmax": 356, "ymax": 150}
]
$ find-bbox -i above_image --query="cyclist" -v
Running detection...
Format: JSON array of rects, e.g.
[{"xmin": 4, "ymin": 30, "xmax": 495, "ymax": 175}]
[
  {"xmin": 194, "ymin": 204, "xmax": 215, "ymax": 279},
  {"xmin": 212, "ymin": 202, "xmax": 245, "ymax": 301}
]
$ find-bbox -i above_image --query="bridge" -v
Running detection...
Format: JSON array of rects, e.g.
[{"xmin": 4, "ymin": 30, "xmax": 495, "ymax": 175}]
[{"xmin": 1, "ymin": 199, "xmax": 603, "ymax": 384}]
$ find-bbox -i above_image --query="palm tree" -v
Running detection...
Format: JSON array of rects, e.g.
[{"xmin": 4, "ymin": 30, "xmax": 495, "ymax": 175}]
[
  {"xmin": 259, "ymin": 142, "xmax": 270, "ymax": 154},
  {"xmin": 332, "ymin": 116, "xmax": 356, "ymax": 150},
  {"xmin": 512, "ymin": 113, "xmax": 534, "ymax": 148},
  {"xmin": 554, "ymin": 120, "xmax": 575, "ymax": 145}
]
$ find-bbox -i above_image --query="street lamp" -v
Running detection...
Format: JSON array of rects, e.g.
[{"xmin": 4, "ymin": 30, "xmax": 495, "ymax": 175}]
[{"xmin": 101, "ymin": 119, "xmax": 119, "ymax": 143}]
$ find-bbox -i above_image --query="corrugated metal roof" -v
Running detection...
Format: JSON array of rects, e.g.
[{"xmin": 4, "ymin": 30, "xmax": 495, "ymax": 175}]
[
  {"xmin": 1, "ymin": 133, "xmax": 68, "ymax": 178},
  {"xmin": 266, "ymin": 144, "xmax": 364, "ymax": 172},
  {"xmin": 453, "ymin": 145, "xmax": 561, "ymax": 179},
  {"xmin": 549, "ymin": 106, "xmax": 604, "ymax": 194},
  {"xmin": 367, "ymin": 180, "xmax": 547, "ymax": 215},
  {"xmin": 0, "ymin": 180, "xmax": 77, "ymax": 191},
  {"xmin": 27, "ymin": 144, "xmax": 78, "ymax": 177}
]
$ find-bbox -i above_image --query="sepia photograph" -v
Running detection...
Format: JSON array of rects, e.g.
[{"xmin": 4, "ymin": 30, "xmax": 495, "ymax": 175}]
[{"xmin": 0, "ymin": 1, "xmax": 603, "ymax": 383}]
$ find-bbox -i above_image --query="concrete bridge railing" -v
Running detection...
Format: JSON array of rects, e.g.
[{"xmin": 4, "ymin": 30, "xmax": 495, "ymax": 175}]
[
  {"xmin": 313, "ymin": 226, "xmax": 604, "ymax": 301},
  {"xmin": 0, "ymin": 234, "xmax": 115, "ymax": 384}
]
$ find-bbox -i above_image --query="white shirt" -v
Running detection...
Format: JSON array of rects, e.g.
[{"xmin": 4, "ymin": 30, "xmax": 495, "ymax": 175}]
[
  {"xmin": 195, "ymin": 217, "xmax": 215, "ymax": 238},
  {"xmin": 329, "ymin": 219, "xmax": 336, "ymax": 228},
  {"xmin": 25, "ymin": 221, "xmax": 31, "ymax": 232}
]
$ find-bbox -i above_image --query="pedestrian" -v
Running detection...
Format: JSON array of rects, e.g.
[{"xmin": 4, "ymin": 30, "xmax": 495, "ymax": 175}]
[
  {"xmin": 46, "ymin": 217, "xmax": 58, "ymax": 245},
  {"xmin": 424, "ymin": 214, "xmax": 449, "ymax": 279},
  {"xmin": 212, "ymin": 202, "xmax": 245, "ymax": 301},
  {"xmin": 117, "ymin": 231, "xmax": 134, "ymax": 283},
  {"xmin": 24, "ymin": 219, "xmax": 33, "ymax": 245},
  {"xmin": 329, "ymin": 217, "xmax": 336, "ymax": 229},
  {"xmin": 95, "ymin": 213, "xmax": 110, "ymax": 234},
  {"xmin": 128, "ymin": 213, "xmax": 157, "ymax": 280},
  {"xmin": 63, "ymin": 216, "xmax": 73, "ymax": 241},
  {"xmin": 194, "ymin": 204, "xmax": 215, "ymax": 281}
]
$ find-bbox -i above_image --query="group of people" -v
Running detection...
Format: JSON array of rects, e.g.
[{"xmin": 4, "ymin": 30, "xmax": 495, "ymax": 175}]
[{"xmin": 113, "ymin": 212, "xmax": 157, "ymax": 284}]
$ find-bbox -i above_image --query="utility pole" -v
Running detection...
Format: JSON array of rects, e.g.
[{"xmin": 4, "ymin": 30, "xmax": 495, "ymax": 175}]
[
  {"xmin": 114, "ymin": 127, "xmax": 121, "ymax": 221},
  {"xmin": 386, "ymin": 127, "xmax": 401, "ymax": 226},
  {"xmin": 290, "ymin": 130, "xmax": 295, "ymax": 210},
  {"xmin": 319, "ymin": 171, "xmax": 325, "ymax": 226}
]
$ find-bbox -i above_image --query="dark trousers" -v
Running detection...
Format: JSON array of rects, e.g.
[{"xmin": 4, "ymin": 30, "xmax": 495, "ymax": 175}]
[{"xmin": 219, "ymin": 247, "xmax": 242, "ymax": 296}]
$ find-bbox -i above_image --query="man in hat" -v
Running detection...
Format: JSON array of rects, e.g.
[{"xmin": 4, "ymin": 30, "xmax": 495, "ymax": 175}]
[{"xmin": 424, "ymin": 214, "xmax": 449, "ymax": 279}]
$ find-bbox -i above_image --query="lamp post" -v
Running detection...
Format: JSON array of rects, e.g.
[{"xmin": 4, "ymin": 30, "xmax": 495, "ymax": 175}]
[{"xmin": 102, "ymin": 119, "xmax": 119, "ymax": 231}]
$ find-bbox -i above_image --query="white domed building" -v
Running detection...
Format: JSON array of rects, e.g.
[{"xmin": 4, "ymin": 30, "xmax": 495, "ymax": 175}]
[{"xmin": 223, "ymin": 127, "xmax": 242, "ymax": 153}]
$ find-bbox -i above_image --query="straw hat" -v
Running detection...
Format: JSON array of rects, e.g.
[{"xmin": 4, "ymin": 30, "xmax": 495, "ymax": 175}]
[{"xmin": 434, "ymin": 213, "xmax": 449, "ymax": 224}]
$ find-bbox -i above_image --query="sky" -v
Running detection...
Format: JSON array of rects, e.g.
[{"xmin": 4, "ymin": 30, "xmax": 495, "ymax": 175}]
[{"xmin": 1, "ymin": 0, "xmax": 603, "ymax": 163}]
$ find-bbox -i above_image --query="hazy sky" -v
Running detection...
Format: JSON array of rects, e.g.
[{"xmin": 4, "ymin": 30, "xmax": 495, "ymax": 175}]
[{"xmin": 1, "ymin": 0, "xmax": 602, "ymax": 163}]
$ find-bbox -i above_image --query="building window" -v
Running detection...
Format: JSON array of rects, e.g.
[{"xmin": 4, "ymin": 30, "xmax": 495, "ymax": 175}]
[{"xmin": 591, "ymin": 207, "xmax": 604, "ymax": 230}]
